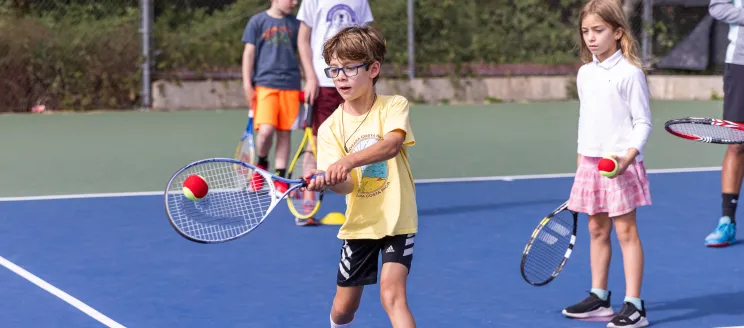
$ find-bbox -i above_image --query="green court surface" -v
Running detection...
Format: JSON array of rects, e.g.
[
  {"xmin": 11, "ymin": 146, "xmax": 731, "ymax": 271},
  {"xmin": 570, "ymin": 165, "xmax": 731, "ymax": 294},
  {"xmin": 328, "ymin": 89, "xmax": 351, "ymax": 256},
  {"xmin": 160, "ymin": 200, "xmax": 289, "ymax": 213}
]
[{"xmin": 0, "ymin": 100, "xmax": 727, "ymax": 198}]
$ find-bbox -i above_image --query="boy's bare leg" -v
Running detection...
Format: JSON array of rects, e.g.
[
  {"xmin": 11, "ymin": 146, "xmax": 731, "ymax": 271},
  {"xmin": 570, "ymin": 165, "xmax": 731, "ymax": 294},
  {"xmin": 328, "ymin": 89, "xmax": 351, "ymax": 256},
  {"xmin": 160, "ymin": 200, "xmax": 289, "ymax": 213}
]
[
  {"xmin": 256, "ymin": 124, "xmax": 275, "ymax": 162},
  {"xmin": 330, "ymin": 286, "xmax": 364, "ymax": 326},
  {"xmin": 379, "ymin": 263, "xmax": 415, "ymax": 328},
  {"xmin": 274, "ymin": 129, "xmax": 291, "ymax": 171}
]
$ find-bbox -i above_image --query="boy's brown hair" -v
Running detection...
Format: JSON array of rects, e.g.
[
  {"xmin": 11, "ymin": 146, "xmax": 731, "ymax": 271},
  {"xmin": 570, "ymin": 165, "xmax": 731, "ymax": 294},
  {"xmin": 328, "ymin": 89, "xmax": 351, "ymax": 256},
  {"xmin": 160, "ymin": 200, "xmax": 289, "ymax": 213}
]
[{"xmin": 322, "ymin": 25, "xmax": 387, "ymax": 85}]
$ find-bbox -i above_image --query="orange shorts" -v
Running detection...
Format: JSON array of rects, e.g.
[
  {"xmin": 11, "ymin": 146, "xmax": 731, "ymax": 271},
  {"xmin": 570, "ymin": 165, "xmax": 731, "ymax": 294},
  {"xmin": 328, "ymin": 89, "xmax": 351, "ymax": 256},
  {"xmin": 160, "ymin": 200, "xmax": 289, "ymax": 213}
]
[{"xmin": 251, "ymin": 86, "xmax": 301, "ymax": 131}]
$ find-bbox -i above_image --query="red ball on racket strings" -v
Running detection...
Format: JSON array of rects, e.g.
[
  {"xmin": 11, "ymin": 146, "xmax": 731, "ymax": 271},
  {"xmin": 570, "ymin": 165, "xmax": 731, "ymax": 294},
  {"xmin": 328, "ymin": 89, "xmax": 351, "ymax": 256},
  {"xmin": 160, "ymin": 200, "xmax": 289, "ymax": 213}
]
[
  {"xmin": 183, "ymin": 174, "xmax": 209, "ymax": 200},
  {"xmin": 597, "ymin": 157, "xmax": 618, "ymax": 178}
]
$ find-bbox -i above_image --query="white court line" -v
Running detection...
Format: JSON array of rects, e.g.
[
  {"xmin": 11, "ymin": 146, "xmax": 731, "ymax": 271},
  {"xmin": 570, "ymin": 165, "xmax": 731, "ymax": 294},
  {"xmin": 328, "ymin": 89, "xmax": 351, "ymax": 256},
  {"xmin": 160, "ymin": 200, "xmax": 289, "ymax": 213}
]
[
  {"xmin": 415, "ymin": 165, "xmax": 722, "ymax": 184},
  {"xmin": 0, "ymin": 256, "xmax": 126, "ymax": 328},
  {"xmin": 0, "ymin": 166, "xmax": 722, "ymax": 202}
]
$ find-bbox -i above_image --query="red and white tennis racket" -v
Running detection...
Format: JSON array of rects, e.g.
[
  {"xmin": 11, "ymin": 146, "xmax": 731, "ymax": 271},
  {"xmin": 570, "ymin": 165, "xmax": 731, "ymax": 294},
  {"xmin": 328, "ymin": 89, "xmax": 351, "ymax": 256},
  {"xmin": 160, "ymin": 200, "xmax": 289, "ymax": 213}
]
[{"xmin": 665, "ymin": 117, "xmax": 744, "ymax": 144}]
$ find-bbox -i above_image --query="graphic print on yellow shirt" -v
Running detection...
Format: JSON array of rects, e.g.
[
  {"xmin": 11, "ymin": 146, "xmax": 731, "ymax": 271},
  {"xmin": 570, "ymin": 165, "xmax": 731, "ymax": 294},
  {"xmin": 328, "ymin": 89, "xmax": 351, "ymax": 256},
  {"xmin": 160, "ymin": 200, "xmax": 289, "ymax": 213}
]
[
  {"xmin": 348, "ymin": 133, "xmax": 389, "ymax": 198},
  {"xmin": 316, "ymin": 95, "xmax": 418, "ymax": 240}
]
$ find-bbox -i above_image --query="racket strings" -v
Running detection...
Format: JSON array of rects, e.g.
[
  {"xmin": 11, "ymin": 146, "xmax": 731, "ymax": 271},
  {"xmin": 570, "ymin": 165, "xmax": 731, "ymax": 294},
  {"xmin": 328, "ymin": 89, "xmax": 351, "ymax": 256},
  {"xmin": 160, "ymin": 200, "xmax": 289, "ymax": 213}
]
[
  {"xmin": 522, "ymin": 212, "xmax": 574, "ymax": 284},
  {"xmin": 166, "ymin": 161, "xmax": 275, "ymax": 242},
  {"xmin": 669, "ymin": 123, "xmax": 744, "ymax": 142}
]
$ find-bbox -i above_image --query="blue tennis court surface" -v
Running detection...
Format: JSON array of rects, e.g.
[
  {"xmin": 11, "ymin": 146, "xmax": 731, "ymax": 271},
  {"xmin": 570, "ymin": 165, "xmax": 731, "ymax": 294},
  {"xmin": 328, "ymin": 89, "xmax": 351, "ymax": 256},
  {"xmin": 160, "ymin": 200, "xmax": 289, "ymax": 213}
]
[{"xmin": 1, "ymin": 169, "xmax": 742, "ymax": 327}]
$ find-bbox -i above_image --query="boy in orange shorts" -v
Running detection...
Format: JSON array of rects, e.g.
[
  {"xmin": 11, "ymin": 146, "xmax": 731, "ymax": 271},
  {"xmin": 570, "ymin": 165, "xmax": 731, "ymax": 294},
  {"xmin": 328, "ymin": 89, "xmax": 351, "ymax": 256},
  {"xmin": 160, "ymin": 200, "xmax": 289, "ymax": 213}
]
[{"xmin": 241, "ymin": 0, "xmax": 302, "ymax": 193}]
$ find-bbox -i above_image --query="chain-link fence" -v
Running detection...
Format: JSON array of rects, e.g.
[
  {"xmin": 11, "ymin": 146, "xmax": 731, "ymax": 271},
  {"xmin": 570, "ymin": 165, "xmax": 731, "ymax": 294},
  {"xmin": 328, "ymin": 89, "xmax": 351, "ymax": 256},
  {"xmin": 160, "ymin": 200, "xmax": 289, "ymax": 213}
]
[{"xmin": 0, "ymin": 0, "xmax": 721, "ymax": 112}]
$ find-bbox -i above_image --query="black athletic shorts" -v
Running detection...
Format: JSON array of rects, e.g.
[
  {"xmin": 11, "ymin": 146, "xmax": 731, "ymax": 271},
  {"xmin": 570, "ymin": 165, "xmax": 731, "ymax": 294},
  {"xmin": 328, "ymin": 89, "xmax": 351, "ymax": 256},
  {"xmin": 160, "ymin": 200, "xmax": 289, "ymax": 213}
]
[
  {"xmin": 337, "ymin": 234, "xmax": 415, "ymax": 287},
  {"xmin": 723, "ymin": 63, "xmax": 744, "ymax": 123}
]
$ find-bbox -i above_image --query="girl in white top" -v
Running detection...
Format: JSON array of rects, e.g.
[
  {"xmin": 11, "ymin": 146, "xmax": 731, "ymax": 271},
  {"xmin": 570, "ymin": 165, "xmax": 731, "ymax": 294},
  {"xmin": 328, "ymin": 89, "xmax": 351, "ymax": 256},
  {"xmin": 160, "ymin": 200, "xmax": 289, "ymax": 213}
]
[{"xmin": 562, "ymin": 1, "xmax": 652, "ymax": 327}]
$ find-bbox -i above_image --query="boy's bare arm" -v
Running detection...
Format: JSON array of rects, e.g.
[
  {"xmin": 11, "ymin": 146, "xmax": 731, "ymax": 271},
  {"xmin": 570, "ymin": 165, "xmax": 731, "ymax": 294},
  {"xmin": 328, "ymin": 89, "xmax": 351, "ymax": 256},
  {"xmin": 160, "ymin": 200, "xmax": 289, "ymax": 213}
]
[
  {"xmin": 298, "ymin": 22, "xmax": 318, "ymax": 103},
  {"xmin": 307, "ymin": 130, "xmax": 407, "ymax": 194},
  {"xmin": 241, "ymin": 43, "xmax": 256, "ymax": 102},
  {"xmin": 347, "ymin": 130, "xmax": 406, "ymax": 168},
  {"xmin": 323, "ymin": 130, "xmax": 406, "ymax": 186},
  {"xmin": 329, "ymin": 176, "xmax": 354, "ymax": 195}
]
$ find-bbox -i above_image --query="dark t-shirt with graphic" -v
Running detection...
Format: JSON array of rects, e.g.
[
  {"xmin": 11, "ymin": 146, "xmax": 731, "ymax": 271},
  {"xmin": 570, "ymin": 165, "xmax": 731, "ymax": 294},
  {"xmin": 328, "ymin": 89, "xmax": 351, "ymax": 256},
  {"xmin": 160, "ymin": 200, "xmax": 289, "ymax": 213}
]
[{"xmin": 242, "ymin": 12, "xmax": 301, "ymax": 90}]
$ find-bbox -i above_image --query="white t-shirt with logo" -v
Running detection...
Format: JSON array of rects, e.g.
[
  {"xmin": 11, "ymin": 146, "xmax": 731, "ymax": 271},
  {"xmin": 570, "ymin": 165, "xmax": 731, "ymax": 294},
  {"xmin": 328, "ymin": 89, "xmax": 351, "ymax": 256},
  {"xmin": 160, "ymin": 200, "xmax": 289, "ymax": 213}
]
[{"xmin": 297, "ymin": 0, "xmax": 374, "ymax": 87}]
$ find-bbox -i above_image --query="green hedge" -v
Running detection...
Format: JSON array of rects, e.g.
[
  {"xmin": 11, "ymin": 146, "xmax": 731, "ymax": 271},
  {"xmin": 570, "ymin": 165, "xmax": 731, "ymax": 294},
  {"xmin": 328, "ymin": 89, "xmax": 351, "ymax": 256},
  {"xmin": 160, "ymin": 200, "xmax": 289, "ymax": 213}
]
[
  {"xmin": 154, "ymin": 0, "xmax": 585, "ymax": 75},
  {"xmin": 1, "ymin": 0, "xmax": 693, "ymax": 112},
  {"xmin": 0, "ymin": 4, "xmax": 141, "ymax": 112}
]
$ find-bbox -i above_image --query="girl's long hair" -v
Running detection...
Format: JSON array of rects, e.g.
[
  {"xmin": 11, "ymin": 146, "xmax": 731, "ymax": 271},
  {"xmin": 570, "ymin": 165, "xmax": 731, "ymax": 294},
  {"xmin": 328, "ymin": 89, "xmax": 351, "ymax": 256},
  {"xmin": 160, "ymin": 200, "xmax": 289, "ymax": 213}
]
[{"xmin": 578, "ymin": 0, "xmax": 643, "ymax": 69}]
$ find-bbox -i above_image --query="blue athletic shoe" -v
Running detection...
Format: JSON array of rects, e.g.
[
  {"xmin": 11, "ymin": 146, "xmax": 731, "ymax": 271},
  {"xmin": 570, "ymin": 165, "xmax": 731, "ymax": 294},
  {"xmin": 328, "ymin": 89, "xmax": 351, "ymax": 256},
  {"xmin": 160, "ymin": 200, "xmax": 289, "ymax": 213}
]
[{"xmin": 705, "ymin": 216, "xmax": 736, "ymax": 247}]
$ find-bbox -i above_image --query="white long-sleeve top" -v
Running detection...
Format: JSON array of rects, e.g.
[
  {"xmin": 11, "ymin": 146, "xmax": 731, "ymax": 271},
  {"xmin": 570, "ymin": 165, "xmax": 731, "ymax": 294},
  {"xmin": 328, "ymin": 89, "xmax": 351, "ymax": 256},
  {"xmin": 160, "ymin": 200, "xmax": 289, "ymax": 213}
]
[{"xmin": 576, "ymin": 50, "xmax": 653, "ymax": 162}]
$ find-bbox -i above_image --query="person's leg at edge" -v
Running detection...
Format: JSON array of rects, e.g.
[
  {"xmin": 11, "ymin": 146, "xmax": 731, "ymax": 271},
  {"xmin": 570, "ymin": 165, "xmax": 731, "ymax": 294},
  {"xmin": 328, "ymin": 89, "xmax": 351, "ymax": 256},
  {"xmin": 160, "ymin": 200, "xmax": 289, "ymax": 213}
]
[{"xmin": 707, "ymin": 63, "xmax": 744, "ymax": 247}]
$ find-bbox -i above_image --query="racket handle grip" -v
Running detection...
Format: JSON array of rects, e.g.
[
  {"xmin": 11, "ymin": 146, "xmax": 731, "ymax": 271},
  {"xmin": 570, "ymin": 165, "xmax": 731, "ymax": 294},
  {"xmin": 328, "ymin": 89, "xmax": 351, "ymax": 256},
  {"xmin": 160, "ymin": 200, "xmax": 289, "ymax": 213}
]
[{"xmin": 303, "ymin": 173, "xmax": 325, "ymax": 185}]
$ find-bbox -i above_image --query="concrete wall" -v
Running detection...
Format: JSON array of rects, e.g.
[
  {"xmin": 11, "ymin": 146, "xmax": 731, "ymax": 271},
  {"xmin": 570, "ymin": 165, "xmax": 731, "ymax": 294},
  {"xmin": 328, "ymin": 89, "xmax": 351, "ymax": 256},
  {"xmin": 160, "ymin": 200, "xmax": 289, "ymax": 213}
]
[{"xmin": 151, "ymin": 75, "xmax": 725, "ymax": 110}]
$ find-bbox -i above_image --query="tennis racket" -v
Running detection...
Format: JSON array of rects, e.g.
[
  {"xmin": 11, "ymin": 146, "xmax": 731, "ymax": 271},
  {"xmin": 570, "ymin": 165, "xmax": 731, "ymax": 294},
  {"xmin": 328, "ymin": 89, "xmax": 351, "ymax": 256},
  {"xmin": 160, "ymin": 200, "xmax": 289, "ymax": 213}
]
[
  {"xmin": 665, "ymin": 117, "xmax": 744, "ymax": 144},
  {"xmin": 286, "ymin": 91, "xmax": 323, "ymax": 221},
  {"xmin": 164, "ymin": 158, "xmax": 322, "ymax": 244},
  {"xmin": 520, "ymin": 200, "xmax": 578, "ymax": 286},
  {"xmin": 234, "ymin": 108, "xmax": 256, "ymax": 176}
]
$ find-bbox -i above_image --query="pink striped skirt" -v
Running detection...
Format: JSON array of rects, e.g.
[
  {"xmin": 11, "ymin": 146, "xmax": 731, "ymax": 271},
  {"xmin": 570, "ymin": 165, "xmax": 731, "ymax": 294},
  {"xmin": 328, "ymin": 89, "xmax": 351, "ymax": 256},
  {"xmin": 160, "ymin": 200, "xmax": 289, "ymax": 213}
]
[{"xmin": 567, "ymin": 156, "xmax": 652, "ymax": 217}]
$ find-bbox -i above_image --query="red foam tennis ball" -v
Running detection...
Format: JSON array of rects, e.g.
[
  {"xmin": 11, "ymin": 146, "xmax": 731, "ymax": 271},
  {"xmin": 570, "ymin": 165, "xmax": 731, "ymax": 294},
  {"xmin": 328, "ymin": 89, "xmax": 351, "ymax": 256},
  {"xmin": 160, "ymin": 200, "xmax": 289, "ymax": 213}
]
[
  {"xmin": 183, "ymin": 174, "xmax": 209, "ymax": 200},
  {"xmin": 598, "ymin": 157, "xmax": 618, "ymax": 178}
]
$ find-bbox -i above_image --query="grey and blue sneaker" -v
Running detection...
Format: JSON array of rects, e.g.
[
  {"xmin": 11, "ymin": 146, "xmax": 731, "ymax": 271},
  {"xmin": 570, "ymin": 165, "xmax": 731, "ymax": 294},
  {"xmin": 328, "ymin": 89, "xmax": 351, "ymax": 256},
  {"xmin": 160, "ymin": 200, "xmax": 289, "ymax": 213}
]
[{"xmin": 704, "ymin": 216, "xmax": 736, "ymax": 247}]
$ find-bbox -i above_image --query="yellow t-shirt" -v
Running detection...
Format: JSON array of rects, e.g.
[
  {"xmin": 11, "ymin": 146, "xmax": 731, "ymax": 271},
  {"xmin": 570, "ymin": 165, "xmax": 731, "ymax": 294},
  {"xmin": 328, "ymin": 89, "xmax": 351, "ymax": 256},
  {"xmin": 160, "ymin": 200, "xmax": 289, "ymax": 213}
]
[{"xmin": 316, "ymin": 94, "xmax": 418, "ymax": 240}]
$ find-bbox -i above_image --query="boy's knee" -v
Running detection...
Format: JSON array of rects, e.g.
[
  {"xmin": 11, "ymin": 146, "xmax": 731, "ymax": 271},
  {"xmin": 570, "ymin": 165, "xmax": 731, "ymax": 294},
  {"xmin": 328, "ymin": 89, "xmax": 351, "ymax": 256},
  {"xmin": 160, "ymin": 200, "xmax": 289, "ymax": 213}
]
[
  {"xmin": 258, "ymin": 124, "xmax": 276, "ymax": 137},
  {"xmin": 379, "ymin": 280, "xmax": 406, "ymax": 310},
  {"xmin": 332, "ymin": 295, "xmax": 361, "ymax": 319},
  {"xmin": 276, "ymin": 129, "xmax": 290, "ymax": 140}
]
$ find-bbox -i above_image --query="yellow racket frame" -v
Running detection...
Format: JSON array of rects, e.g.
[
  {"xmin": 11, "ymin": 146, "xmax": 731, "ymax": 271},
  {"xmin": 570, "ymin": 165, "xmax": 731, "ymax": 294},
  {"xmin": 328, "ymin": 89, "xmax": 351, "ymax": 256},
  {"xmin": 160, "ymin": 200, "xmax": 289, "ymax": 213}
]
[{"xmin": 286, "ymin": 101, "xmax": 322, "ymax": 219}]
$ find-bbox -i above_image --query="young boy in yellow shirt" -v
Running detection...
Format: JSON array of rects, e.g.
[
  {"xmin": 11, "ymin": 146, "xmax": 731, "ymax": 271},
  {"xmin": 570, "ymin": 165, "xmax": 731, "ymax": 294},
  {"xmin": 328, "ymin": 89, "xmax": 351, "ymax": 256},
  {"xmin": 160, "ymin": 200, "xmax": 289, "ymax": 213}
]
[{"xmin": 303, "ymin": 25, "xmax": 418, "ymax": 328}]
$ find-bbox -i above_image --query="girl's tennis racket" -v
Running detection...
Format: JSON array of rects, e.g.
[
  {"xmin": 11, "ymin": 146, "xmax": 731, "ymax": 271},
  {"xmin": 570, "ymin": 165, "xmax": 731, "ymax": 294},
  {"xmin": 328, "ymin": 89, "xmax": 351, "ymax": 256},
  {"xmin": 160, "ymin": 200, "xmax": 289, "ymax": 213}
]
[
  {"xmin": 164, "ymin": 158, "xmax": 321, "ymax": 244},
  {"xmin": 665, "ymin": 117, "xmax": 744, "ymax": 144},
  {"xmin": 520, "ymin": 200, "xmax": 578, "ymax": 286}
]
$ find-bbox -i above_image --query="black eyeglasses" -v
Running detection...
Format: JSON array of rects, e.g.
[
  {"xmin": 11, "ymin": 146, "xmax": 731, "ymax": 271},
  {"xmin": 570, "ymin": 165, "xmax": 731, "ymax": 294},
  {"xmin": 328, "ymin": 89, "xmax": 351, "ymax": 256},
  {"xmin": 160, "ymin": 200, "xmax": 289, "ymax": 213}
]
[{"xmin": 324, "ymin": 63, "xmax": 370, "ymax": 78}]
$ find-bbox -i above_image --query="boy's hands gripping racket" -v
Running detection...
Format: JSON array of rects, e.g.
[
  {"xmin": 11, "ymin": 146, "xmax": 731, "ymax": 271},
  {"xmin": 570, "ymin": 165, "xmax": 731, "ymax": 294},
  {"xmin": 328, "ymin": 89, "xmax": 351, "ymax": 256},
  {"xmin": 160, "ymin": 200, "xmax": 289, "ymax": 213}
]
[
  {"xmin": 234, "ymin": 108, "xmax": 256, "ymax": 176},
  {"xmin": 286, "ymin": 91, "xmax": 324, "ymax": 224},
  {"xmin": 164, "ymin": 158, "xmax": 321, "ymax": 244},
  {"xmin": 520, "ymin": 200, "xmax": 578, "ymax": 286},
  {"xmin": 665, "ymin": 117, "xmax": 744, "ymax": 144}
]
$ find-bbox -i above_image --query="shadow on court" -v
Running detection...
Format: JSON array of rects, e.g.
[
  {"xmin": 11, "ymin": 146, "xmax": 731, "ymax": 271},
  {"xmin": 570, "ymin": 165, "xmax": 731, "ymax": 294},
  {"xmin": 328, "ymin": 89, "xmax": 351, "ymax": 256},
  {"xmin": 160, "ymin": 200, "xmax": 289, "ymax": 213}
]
[
  {"xmin": 418, "ymin": 198, "xmax": 566, "ymax": 217},
  {"xmin": 647, "ymin": 290, "xmax": 744, "ymax": 325}
]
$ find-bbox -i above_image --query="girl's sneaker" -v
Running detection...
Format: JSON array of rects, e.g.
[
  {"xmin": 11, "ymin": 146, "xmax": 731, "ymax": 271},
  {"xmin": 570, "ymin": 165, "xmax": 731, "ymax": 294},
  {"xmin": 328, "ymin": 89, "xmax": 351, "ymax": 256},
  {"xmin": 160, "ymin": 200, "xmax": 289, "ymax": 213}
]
[
  {"xmin": 607, "ymin": 301, "xmax": 649, "ymax": 328},
  {"xmin": 562, "ymin": 291, "xmax": 615, "ymax": 319}
]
